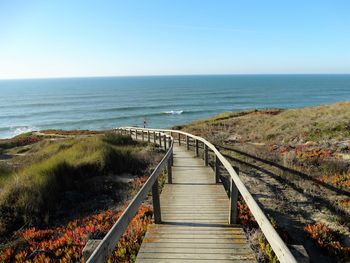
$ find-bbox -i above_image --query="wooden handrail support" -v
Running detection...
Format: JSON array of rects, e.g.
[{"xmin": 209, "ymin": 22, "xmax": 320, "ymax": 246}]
[
  {"xmin": 215, "ymin": 155, "xmax": 221, "ymax": 183},
  {"xmin": 116, "ymin": 127, "xmax": 297, "ymax": 263},
  {"xmin": 204, "ymin": 144, "xmax": 209, "ymax": 166},
  {"xmin": 163, "ymin": 134, "xmax": 167, "ymax": 151},
  {"xmin": 86, "ymin": 128, "xmax": 173, "ymax": 263},
  {"xmin": 195, "ymin": 139, "xmax": 199, "ymax": 157}
]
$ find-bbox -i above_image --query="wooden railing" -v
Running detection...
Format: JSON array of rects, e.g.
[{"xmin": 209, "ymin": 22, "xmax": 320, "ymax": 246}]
[
  {"xmin": 117, "ymin": 127, "xmax": 297, "ymax": 263},
  {"xmin": 86, "ymin": 128, "xmax": 173, "ymax": 263}
]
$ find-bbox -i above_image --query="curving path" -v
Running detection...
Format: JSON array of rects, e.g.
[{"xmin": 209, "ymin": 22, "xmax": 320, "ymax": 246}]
[{"xmin": 136, "ymin": 145, "xmax": 256, "ymax": 262}]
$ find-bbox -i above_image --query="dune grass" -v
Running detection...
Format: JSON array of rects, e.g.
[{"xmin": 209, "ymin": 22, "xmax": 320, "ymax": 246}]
[
  {"xmin": 0, "ymin": 133, "xmax": 156, "ymax": 237},
  {"xmin": 181, "ymin": 102, "xmax": 350, "ymax": 145},
  {"xmin": 180, "ymin": 102, "xmax": 350, "ymax": 188}
]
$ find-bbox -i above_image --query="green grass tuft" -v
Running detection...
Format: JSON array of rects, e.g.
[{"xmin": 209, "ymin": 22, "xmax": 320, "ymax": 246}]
[{"xmin": 103, "ymin": 133, "xmax": 137, "ymax": 146}]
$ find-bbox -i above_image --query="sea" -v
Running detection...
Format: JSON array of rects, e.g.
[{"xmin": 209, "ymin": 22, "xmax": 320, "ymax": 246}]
[{"xmin": 0, "ymin": 74, "xmax": 350, "ymax": 139}]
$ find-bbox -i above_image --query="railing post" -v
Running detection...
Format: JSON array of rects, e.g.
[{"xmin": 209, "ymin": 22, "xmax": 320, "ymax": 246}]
[
  {"xmin": 168, "ymin": 136, "xmax": 171, "ymax": 149},
  {"xmin": 229, "ymin": 167, "xmax": 239, "ymax": 224},
  {"xmin": 147, "ymin": 131, "xmax": 150, "ymax": 142},
  {"xmin": 186, "ymin": 136, "xmax": 189, "ymax": 150},
  {"xmin": 163, "ymin": 135, "xmax": 167, "ymax": 151},
  {"xmin": 135, "ymin": 129, "xmax": 138, "ymax": 140},
  {"xmin": 195, "ymin": 139, "xmax": 199, "ymax": 157},
  {"xmin": 152, "ymin": 178, "xmax": 161, "ymax": 224},
  {"xmin": 167, "ymin": 157, "xmax": 172, "ymax": 184},
  {"xmin": 171, "ymin": 151, "xmax": 173, "ymax": 166},
  {"xmin": 141, "ymin": 130, "xmax": 144, "ymax": 141},
  {"xmin": 129, "ymin": 129, "xmax": 132, "ymax": 136},
  {"xmin": 153, "ymin": 131, "xmax": 156, "ymax": 144},
  {"xmin": 204, "ymin": 144, "xmax": 208, "ymax": 166},
  {"xmin": 178, "ymin": 133, "xmax": 181, "ymax": 145},
  {"xmin": 158, "ymin": 132, "xmax": 162, "ymax": 147},
  {"xmin": 215, "ymin": 155, "xmax": 220, "ymax": 183}
]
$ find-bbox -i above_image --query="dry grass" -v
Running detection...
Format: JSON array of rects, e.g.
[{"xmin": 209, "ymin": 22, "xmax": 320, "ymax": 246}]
[
  {"xmin": 180, "ymin": 102, "xmax": 350, "ymax": 178},
  {"xmin": 181, "ymin": 102, "xmax": 350, "ymax": 145}
]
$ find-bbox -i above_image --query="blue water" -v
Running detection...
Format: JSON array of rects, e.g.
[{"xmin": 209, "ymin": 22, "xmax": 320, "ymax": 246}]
[{"xmin": 0, "ymin": 75, "xmax": 350, "ymax": 138}]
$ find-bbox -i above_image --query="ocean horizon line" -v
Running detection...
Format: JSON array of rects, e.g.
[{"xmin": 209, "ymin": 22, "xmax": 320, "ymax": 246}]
[{"xmin": 1, "ymin": 73, "xmax": 350, "ymax": 81}]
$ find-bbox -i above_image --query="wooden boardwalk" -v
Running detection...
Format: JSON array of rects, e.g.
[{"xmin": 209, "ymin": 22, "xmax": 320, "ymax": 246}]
[{"xmin": 136, "ymin": 145, "xmax": 256, "ymax": 262}]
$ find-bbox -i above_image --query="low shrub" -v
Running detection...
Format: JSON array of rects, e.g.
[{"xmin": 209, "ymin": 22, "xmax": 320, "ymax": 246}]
[
  {"xmin": 0, "ymin": 133, "xmax": 42, "ymax": 150},
  {"xmin": 237, "ymin": 198, "xmax": 293, "ymax": 263},
  {"xmin": 316, "ymin": 173, "xmax": 350, "ymax": 190},
  {"xmin": 237, "ymin": 199, "xmax": 257, "ymax": 228},
  {"xmin": 0, "ymin": 205, "xmax": 152, "ymax": 262},
  {"xmin": 304, "ymin": 223, "xmax": 350, "ymax": 259}
]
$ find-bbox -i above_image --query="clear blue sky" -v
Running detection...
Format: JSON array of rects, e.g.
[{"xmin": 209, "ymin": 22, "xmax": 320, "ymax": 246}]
[{"xmin": 1, "ymin": 0, "xmax": 349, "ymax": 79}]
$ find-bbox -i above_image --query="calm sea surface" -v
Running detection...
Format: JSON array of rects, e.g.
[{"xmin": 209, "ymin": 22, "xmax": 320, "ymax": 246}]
[{"xmin": 0, "ymin": 75, "xmax": 350, "ymax": 138}]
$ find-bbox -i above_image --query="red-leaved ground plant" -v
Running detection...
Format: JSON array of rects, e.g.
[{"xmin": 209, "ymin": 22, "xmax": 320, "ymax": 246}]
[{"xmin": 0, "ymin": 205, "xmax": 152, "ymax": 262}]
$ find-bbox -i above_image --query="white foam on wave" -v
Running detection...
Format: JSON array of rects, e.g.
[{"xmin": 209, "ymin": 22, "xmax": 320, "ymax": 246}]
[
  {"xmin": 164, "ymin": 110, "xmax": 184, "ymax": 115},
  {"xmin": 12, "ymin": 126, "xmax": 38, "ymax": 137}
]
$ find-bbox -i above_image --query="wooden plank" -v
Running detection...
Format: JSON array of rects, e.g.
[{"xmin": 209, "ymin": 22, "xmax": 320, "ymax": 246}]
[
  {"xmin": 139, "ymin": 247, "xmax": 252, "ymax": 254},
  {"xmin": 146, "ymin": 224, "xmax": 241, "ymax": 230},
  {"xmin": 145, "ymin": 229, "xmax": 244, "ymax": 234},
  {"xmin": 142, "ymin": 238, "xmax": 248, "ymax": 244},
  {"xmin": 144, "ymin": 233, "xmax": 246, "ymax": 239},
  {"xmin": 160, "ymin": 210, "xmax": 229, "ymax": 213},
  {"xmin": 135, "ymin": 259, "xmax": 256, "ymax": 263},
  {"xmin": 139, "ymin": 242, "xmax": 250, "ymax": 249},
  {"xmin": 145, "ymin": 231, "xmax": 244, "ymax": 236},
  {"xmin": 136, "ymin": 252, "xmax": 256, "ymax": 260}
]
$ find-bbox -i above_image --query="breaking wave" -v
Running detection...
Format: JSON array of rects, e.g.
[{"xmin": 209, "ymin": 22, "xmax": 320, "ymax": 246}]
[{"xmin": 163, "ymin": 110, "xmax": 184, "ymax": 115}]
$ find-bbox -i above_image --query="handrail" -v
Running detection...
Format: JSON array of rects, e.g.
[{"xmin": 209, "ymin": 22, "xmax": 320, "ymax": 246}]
[
  {"xmin": 117, "ymin": 127, "xmax": 297, "ymax": 263},
  {"xmin": 86, "ymin": 128, "xmax": 173, "ymax": 263}
]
